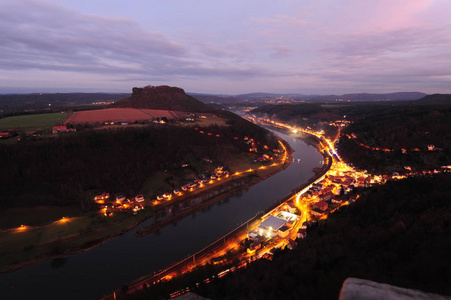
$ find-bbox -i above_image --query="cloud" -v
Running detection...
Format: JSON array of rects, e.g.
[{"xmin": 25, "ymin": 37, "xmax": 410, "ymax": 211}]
[
  {"xmin": 0, "ymin": 0, "xmax": 270, "ymax": 82},
  {"xmin": 1, "ymin": 0, "xmax": 450, "ymax": 94}
]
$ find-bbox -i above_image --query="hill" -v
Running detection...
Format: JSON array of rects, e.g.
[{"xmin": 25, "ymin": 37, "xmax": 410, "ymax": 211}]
[
  {"xmin": 110, "ymin": 85, "xmax": 215, "ymax": 113},
  {"xmin": 416, "ymin": 94, "xmax": 451, "ymax": 105},
  {"xmin": 309, "ymin": 92, "xmax": 427, "ymax": 102},
  {"xmin": 338, "ymin": 105, "xmax": 451, "ymax": 173}
]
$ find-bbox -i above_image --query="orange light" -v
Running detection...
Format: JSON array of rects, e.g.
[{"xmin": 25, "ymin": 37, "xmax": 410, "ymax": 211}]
[
  {"xmin": 58, "ymin": 217, "xmax": 68, "ymax": 224},
  {"xmin": 17, "ymin": 224, "xmax": 28, "ymax": 231}
]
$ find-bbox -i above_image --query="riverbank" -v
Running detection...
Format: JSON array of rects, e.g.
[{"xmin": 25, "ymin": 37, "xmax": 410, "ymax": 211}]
[
  {"xmin": 0, "ymin": 141, "xmax": 292, "ymax": 274},
  {"xmin": 102, "ymin": 129, "xmax": 332, "ymax": 299},
  {"xmin": 136, "ymin": 141, "xmax": 292, "ymax": 236}
]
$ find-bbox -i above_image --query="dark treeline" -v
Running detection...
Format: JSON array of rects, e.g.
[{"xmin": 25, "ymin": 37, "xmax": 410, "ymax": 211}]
[
  {"xmin": 0, "ymin": 121, "xmax": 278, "ymax": 210},
  {"xmin": 0, "ymin": 93, "xmax": 129, "ymax": 115},
  {"xmin": 338, "ymin": 106, "xmax": 451, "ymax": 172},
  {"xmin": 181, "ymin": 173, "xmax": 451, "ymax": 300}
]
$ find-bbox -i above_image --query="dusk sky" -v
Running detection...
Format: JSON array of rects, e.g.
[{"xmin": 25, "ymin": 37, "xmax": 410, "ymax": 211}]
[{"xmin": 1, "ymin": 0, "xmax": 451, "ymax": 94}]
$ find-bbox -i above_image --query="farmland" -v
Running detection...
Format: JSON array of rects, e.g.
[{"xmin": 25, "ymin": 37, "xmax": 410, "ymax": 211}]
[
  {"xmin": 0, "ymin": 112, "xmax": 67, "ymax": 131},
  {"xmin": 64, "ymin": 108, "xmax": 191, "ymax": 124}
]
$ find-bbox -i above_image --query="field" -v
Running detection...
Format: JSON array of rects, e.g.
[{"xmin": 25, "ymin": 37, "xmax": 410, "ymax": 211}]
[
  {"xmin": 64, "ymin": 108, "xmax": 190, "ymax": 124},
  {"xmin": 0, "ymin": 206, "xmax": 83, "ymax": 230},
  {"xmin": 0, "ymin": 112, "xmax": 67, "ymax": 131}
]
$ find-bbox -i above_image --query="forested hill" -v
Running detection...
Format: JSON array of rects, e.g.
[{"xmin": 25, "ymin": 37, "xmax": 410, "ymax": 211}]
[
  {"xmin": 0, "ymin": 123, "xmax": 278, "ymax": 210},
  {"xmin": 194, "ymin": 173, "xmax": 451, "ymax": 299},
  {"xmin": 415, "ymin": 93, "xmax": 451, "ymax": 105},
  {"xmin": 109, "ymin": 85, "xmax": 215, "ymax": 113}
]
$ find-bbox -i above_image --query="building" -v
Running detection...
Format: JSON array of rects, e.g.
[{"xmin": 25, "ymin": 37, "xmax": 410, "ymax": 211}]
[
  {"xmin": 287, "ymin": 239, "xmax": 297, "ymax": 250},
  {"xmin": 297, "ymin": 228, "xmax": 307, "ymax": 239},
  {"xmin": 285, "ymin": 202, "xmax": 297, "ymax": 214},
  {"xmin": 0, "ymin": 132, "xmax": 10, "ymax": 139},
  {"xmin": 52, "ymin": 126, "xmax": 76, "ymax": 134},
  {"xmin": 94, "ymin": 193, "xmax": 110, "ymax": 204},
  {"xmin": 135, "ymin": 194, "xmax": 145, "ymax": 202},
  {"xmin": 258, "ymin": 215, "xmax": 287, "ymax": 238},
  {"xmin": 278, "ymin": 225, "xmax": 290, "ymax": 238},
  {"xmin": 313, "ymin": 200, "xmax": 329, "ymax": 212},
  {"xmin": 116, "ymin": 195, "xmax": 126, "ymax": 203}
]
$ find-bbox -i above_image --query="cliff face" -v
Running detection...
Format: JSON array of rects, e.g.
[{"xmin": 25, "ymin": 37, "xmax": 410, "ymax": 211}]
[{"xmin": 110, "ymin": 85, "xmax": 215, "ymax": 113}]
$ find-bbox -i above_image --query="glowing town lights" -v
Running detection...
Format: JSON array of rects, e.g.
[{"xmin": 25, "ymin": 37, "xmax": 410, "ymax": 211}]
[
  {"xmin": 17, "ymin": 224, "xmax": 28, "ymax": 231},
  {"xmin": 292, "ymin": 129, "xmax": 298, "ymax": 134},
  {"xmin": 58, "ymin": 217, "xmax": 68, "ymax": 224}
]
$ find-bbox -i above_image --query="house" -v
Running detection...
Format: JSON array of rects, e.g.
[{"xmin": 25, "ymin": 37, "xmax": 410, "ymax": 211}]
[
  {"xmin": 285, "ymin": 202, "xmax": 297, "ymax": 214},
  {"xmin": 297, "ymin": 228, "xmax": 307, "ymax": 239},
  {"xmin": 115, "ymin": 195, "xmax": 126, "ymax": 203},
  {"xmin": 94, "ymin": 193, "xmax": 110, "ymax": 204},
  {"xmin": 247, "ymin": 241, "xmax": 262, "ymax": 254},
  {"xmin": 321, "ymin": 191, "xmax": 335, "ymax": 201},
  {"xmin": 287, "ymin": 239, "xmax": 297, "ymax": 250},
  {"xmin": 135, "ymin": 194, "xmax": 145, "ymax": 202},
  {"xmin": 0, "ymin": 132, "xmax": 10, "ymax": 139},
  {"xmin": 343, "ymin": 178, "xmax": 354, "ymax": 186},
  {"xmin": 278, "ymin": 225, "xmax": 290, "ymax": 238},
  {"xmin": 52, "ymin": 126, "xmax": 76, "ymax": 134},
  {"xmin": 313, "ymin": 200, "xmax": 328, "ymax": 211}
]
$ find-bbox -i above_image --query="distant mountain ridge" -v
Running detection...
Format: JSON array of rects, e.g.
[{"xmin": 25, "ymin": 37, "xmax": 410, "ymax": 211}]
[
  {"xmin": 415, "ymin": 93, "xmax": 451, "ymax": 104},
  {"xmin": 191, "ymin": 91, "xmax": 428, "ymax": 104},
  {"xmin": 110, "ymin": 85, "xmax": 216, "ymax": 113},
  {"xmin": 310, "ymin": 92, "xmax": 428, "ymax": 102}
]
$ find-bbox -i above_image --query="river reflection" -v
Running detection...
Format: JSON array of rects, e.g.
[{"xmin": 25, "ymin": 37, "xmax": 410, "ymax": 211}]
[{"xmin": 0, "ymin": 131, "xmax": 323, "ymax": 300}]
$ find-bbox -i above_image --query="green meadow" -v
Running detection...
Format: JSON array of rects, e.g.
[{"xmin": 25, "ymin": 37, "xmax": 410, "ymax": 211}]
[{"xmin": 0, "ymin": 112, "xmax": 68, "ymax": 131}]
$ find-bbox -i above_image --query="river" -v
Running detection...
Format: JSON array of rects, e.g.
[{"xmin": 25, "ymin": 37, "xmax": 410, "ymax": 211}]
[{"xmin": 0, "ymin": 130, "xmax": 323, "ymax": 300}]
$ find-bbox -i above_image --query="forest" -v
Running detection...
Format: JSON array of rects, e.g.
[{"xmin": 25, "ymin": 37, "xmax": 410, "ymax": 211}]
[
  {"xmin": 338, "ymin": 105, "xmax": 451, "ymax": 172},
  {"xmin": 0, "ymin": 118, "xmax": 278, "ymax": 210},
  {"xmin": 136, "ymin": 173, "xmax": 451, "ymax": 300}
]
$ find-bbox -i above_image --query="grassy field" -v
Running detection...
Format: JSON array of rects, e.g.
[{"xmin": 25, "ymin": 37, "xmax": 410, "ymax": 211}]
[
  {"xmin": 0, "ymin": 209, "xmax": 153, "ymax": 272},
  {"xmin": 0, "ymin": 112, "xmax": 68, "ymax": 131},
  {"xmin": 0, "ymin": 206, "xmax": 83, "ymax": 230}
]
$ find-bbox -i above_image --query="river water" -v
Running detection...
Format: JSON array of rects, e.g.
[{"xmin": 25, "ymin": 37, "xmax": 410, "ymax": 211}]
[{"xmin": 0, "ymin": 131, "xmax": 323, "ymax": 300}]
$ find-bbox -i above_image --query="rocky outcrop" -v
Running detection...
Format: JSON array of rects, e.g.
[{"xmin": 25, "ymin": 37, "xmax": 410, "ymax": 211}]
[
  {"xmin": 110, "ymin": 85, "xmax": 215, "ymax": 113},
  {"xmin": 340, "ymin": 278, "xmax": 451, "ymax": 300}
]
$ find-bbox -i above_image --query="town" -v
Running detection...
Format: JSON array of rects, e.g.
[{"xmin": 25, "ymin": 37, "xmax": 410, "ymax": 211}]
[{"xmin": 118, "ymin": 116, "xmax": 450, "ymax": 299}]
